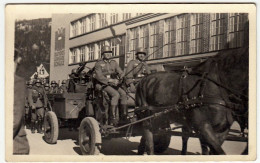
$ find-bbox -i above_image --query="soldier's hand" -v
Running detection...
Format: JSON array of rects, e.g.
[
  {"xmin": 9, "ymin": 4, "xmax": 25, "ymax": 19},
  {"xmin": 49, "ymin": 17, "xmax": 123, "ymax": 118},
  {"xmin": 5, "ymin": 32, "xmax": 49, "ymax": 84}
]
[
  {"xmin": 129, "ymin": 83, "xmax": 136, "ymax": 93},
  {"xmin": 108, "ymin": 79, "xmax": 118, "ymax": 86},
  {"xmin": 32, "ymin": 105, "xmax": 36, "ymax": 110},
  {"xmin": 114, "ymin": 79, "xmax": 119, "ymax": 85}
]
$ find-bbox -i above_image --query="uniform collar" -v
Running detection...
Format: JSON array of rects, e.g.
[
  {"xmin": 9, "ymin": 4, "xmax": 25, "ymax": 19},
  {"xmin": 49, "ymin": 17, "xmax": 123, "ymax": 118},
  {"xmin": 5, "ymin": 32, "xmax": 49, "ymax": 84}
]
[{"xmin": 103, "ymin": 59, "xmax": 111, "ymax": 63}]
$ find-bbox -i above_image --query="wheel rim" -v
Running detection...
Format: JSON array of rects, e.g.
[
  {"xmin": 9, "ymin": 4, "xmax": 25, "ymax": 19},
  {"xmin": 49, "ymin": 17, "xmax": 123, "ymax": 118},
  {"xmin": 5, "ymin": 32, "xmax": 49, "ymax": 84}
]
[
  {"xmin": 44, "ymin": 115, "xmax": 52, "ymax": 139},
  {"xmin": 80, "ymin": 123, "xmax": 92, "ymax": 154}
]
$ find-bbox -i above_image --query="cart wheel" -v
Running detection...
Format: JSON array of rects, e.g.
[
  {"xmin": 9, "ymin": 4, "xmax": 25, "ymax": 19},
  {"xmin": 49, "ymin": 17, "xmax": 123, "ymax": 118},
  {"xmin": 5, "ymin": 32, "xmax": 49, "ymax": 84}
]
[
  {"xmin": 79, "ymin": 117, "xmax": 102, "ymax": 155},
  {"xmin": 154, "ymin": 133, "xmax": 171, "ymax": 154},
  {"xmin": 44, "ymin": 111, "xmax": 59, "ymax": 144}
]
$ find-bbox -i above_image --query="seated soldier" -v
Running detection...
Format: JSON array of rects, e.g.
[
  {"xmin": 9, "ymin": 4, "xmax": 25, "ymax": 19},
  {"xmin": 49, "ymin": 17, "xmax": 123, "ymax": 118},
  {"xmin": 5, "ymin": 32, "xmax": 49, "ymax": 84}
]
[
  {"xmin": 59, "ymin": 80, "xmax": 68, "ymax": 94},
  {"xmin": 94, "ymin": 45, "xmax": 128, "ymax": 126},
  {"xmin": 49, "ymin": 80, "xmax": 59, "ymax": 94},
  {"xmin": 126, "ymin": 47, "xmax": 151, "ymax": 93}
]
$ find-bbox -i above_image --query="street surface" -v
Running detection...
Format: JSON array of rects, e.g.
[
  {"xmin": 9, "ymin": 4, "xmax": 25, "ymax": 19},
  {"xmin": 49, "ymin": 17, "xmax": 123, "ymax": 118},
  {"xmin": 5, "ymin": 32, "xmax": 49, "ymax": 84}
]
[{"xmin": 26, "ymin": 122, "xmax": 247, "ymax": 155}]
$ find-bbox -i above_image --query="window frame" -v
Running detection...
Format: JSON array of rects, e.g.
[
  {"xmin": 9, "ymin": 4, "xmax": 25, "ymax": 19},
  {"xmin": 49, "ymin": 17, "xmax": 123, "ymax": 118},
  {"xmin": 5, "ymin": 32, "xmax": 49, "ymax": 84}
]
[
  {"xmin": 176, "ymin": 14, "xmax": 188, "ymax": 56},
  {"xmin": 149, "ymin": 21, "xmax": 159, "ymax": 59},
  {"xmin": 190, "ymin": 13, "xmax": 203, "ymax": 54},
  {"xmin": 209, "ymin": 13, "xmax": 225, "ymax": 51},
  {"xmin": 164, "ymin": 17, "xmax": 175, "ymax": 57}
]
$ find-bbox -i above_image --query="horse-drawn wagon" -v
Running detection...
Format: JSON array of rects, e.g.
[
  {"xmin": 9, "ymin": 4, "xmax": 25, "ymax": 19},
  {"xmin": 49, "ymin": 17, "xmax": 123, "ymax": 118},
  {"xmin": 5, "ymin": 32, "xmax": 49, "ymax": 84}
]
[
  {"xmin": 44, "ymin": 47, "xmax": 248, "ymax": 155},
  {"xmin": 77, "ymin": 47, "xmax": 249, "ymax": 155}
]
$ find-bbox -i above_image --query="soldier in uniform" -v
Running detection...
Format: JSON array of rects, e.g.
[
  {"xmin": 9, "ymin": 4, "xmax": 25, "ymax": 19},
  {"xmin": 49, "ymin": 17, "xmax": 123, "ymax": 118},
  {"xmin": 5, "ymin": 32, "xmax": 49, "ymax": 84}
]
[
  {"xmin": 28, "ymin": 79, "xmax": 47, "ymax": 134},
  {"xmin": 59, "ymin": 79, "xmax": 68, "ymax": 93},
  {"xmin": 49, "ymin": 80, "xmax": 59, "ymax": 94},
  {"xmin": 126, "ymin": 47, "xmax": 152, "ymax": 155},
  {"xmin": 44, "ymin": 83, "xmax": 50, "ymax": 94},
  {"xmin": 94, "ymin": 45, "xmax": 128, "ymax": 126},
  {"xmin": 126, "ymin": 47, "xmax": 151, "ymax": 93},
  {"xmin": 24, "ymin": 80, "xmax": 33, "ymax": 128}
]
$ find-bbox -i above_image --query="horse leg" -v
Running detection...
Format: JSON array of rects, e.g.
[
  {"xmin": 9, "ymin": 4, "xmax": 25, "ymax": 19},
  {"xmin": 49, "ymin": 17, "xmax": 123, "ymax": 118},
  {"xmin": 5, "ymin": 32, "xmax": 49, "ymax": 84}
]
[
  {"xmin": 181, "ymin": 127, "xmax": 190, "ymax": 155},
  {"xmin": 199, "ymin": 138, "xmax": 210, "ymax": 155},
  {"xmin": 198, "ymin": 123, "xmax": 226, "ymax": 155},
  {"xmin": 143, "ymin": 127, "xmax": 154, "ymax": 155},
  {"xmin": 137, "ymin": 136, "xmax": 146, "ymax": 155}
]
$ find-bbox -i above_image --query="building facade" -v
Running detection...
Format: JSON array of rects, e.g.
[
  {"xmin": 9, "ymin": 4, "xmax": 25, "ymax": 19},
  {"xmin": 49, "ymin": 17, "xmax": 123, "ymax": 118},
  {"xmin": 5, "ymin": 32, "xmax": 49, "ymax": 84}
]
[{"xmin": 50, "ymin": 13, "xmax": 248, "ymax": 82}]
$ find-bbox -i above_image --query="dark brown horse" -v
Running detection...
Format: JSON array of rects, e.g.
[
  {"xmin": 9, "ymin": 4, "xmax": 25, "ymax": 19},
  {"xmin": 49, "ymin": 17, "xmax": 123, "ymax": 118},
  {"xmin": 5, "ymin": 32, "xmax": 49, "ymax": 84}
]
[{"xmin": 135, "ymin": 47, "xmax": 248, "ymax": 155}]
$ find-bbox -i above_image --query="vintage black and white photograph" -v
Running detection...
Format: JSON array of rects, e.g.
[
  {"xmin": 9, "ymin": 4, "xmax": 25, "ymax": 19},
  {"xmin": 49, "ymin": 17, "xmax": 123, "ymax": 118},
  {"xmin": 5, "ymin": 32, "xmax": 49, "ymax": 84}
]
[{"xmin": 6, "ymin": 4, "xmax": 256, "ymax": 162}]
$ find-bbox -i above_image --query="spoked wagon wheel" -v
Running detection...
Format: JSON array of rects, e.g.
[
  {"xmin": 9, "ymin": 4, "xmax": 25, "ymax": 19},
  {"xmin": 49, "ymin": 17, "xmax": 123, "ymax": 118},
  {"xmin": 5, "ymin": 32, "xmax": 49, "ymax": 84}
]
[
  {"xmin": 44, "ymin": 111, "xmax": 59, "ymax": 144},
  {"xmin": 79, "ymin": 117, "xmax": 102, "ymax": 155},
  {"xmin": 153, "ymin": 133, "xmax": 171, "ymax": 154}
]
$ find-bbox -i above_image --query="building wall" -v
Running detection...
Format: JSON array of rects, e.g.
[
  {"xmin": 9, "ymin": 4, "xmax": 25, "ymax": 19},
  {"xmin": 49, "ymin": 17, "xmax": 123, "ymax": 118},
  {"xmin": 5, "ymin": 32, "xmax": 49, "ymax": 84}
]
[
  {"xmin": 125, "ymin": 13, "xmax": 248, "ymax": 72},
  {"xmin": 50, "ymin": 13, "xmax": 249, "ymax": 82},
  {"xmin": 50, "ymin": 13, "xmax": 145, "ymax": 83},
  {"xmin": 50, "ymin": 14, "xmax": 86, "ymax": 83}
]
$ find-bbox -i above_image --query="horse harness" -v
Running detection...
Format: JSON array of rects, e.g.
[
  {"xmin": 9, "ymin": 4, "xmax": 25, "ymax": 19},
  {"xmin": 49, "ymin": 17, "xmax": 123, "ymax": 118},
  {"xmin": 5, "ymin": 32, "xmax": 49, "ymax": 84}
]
[{"xmin": 178, "ymin": 67, "xmax": 246, "ymax": 112}]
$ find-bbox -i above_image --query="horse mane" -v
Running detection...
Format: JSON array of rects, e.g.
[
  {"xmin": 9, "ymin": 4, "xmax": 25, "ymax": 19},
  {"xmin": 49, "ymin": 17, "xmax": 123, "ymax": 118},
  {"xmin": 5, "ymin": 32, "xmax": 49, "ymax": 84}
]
[{"xmin": 192, "ymin": 47, "xmax": 249, "ymax": 97}]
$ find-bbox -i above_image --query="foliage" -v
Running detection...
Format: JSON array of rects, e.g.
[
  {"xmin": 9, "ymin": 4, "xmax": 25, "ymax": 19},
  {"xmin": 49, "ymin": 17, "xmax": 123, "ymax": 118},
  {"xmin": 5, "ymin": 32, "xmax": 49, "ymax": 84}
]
[{"xmin": 15, "ymin": 18, "xmax": 51, "ymax": 80}]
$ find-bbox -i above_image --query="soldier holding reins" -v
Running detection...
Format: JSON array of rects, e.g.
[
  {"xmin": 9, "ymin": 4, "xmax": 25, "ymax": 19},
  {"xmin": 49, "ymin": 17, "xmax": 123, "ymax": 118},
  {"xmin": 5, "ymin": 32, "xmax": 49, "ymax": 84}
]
[{"xmin": 126, "ymin": 47, "xmax": 151, "ymax": 93}]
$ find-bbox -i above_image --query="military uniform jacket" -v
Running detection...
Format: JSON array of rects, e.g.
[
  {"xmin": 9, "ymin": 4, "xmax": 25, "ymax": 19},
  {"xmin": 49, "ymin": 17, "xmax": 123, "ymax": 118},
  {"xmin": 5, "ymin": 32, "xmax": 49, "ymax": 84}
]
[
  {"xmin": 126, "ymin": 59, "xmax": 151, "ymax": 85},
  {"xmin": 59, "ymin": 85, "xmax": 67, "ymax": 93},
  {"xmin": 94, "ymin": 59, "xmax": 124, "ymax": 85},
  {"xmin": 28, "ymin": 86, "xmax": 47, "ymax": 108},
  {"xmin": 24, "ymin": 88, "xmax": 31, "ymax": 108},
  {"xmin": 49, "ymin": 86, "xmax": 59, "ymax": 94}
]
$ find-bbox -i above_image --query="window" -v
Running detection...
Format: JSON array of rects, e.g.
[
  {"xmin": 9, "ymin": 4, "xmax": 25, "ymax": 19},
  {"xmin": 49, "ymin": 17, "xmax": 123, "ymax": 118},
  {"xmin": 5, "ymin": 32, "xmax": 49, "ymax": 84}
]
[
  {"xmin": 139, "ymin": 25, "xmax": 149, "ymax": 54},
  {"xmin": 190, "ymin": 14, "xmax": 203, "ymax": 54},
  {"xmin": 123, "ymin": 13, "xmax": 131, "ymax": 20},
  {"xmin": 176, "ymin": 14, "xmax": 188, "ymax": 56},
  {"xmin": 71, "ymin": 22, "xmax": 78, "ymax": 37},
  {"xmin": 98, "ymin": 13, "xmax": 108, "ymax": 28},
  {"xmin": 110, "ymin": 13, "xmax": 119, "ymax": 24},
  {"xmin": 98, "ymin": 41, "xmax": 106, "ymax": 58},
  {"xmin": 129, "ymin": 27, "xmax": 139, "ymax": 59},
  {"xmin": 79, "ymin": 46, "xmax": 86, "ymax": 62},
  {"xmin": 228, "ymin": 13, "xmax": 246, "ymax": 48},
  {"xmin": 110, "ymin": 37, "xmax": 120, "ymax": 57},
  {"xmin": 150, "ymin": 21, "xmax": 159, "ymax": 59},
  {"xmin": 80, "ymin": 18, "xmax": 87, "ymax": 34},
  {"xmin": 87, "ymin": 44, "xmax": 95, "ymax": 61},
  {"xmin": 136, "ymin": 13, "xmax": 144, "ymax": 17},
  {"xmin": 210, "ymin": 13, "xmax": 225, "ymax": 51},
  {"xmin": 164, "ymin": 17, "xmax": 175, "ymax": 57},
  {"xmin": 70, "ymin": 49, "xmax": 77, "ymax": 64},
  {"xmin": 89, "ymin": 14, "xmax": 96, "ymax": 31}
]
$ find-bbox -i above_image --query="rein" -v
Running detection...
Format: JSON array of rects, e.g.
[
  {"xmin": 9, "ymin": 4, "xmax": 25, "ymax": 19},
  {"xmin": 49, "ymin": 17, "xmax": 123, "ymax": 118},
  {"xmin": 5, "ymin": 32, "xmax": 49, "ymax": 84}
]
[{"xmin": 187, "ymin": 71, "xmax": 248, "ymax": 101}]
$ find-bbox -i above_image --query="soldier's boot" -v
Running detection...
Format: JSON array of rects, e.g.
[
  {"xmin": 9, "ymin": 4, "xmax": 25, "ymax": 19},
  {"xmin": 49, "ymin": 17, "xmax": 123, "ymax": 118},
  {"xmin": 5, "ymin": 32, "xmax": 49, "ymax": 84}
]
[
  {"xmin": 24, "ymin": 115, "xmax": 29, "ymax": 129},
  {"xmin": 119, "ymin": 104, "xmax": 129, "ymax": 124},
  {"xmin": 31, "ymin": 122, "xmax": 36, "ymax": 134},
  {"xmin": 25, "ymin": 115, "xmax": 31, "ymax": 129},
  {"xmin": 37, "ymin": 120, "xmax": 43, "ymax": 134},
  {"xmin": 110, "ymin": 105, "xmax": 118, "ymax": 126}
]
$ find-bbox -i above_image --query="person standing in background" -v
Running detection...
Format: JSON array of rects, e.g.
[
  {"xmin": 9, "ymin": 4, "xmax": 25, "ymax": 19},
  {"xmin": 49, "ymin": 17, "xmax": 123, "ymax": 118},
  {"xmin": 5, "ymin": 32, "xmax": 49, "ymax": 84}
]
[{"xmin": 13, "ymin": 49, "xmax": 30, "ymax": 154}]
